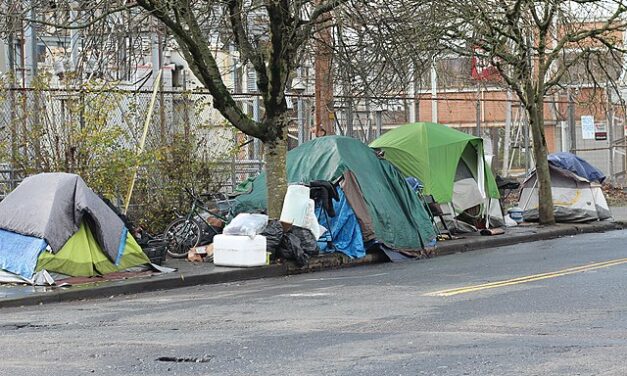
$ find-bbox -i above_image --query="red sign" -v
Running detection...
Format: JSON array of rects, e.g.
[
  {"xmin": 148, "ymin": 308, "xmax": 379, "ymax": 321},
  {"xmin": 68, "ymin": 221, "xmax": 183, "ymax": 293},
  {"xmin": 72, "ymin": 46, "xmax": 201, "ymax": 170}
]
[{"xmin": 471, "ymin": 48, "xmax": 500, "ymax": 81}]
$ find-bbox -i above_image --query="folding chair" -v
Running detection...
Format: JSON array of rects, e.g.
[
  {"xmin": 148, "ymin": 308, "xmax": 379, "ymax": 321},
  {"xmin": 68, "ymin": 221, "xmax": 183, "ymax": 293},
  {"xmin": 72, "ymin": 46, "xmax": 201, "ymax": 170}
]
[
  {"xmin": 423, "ymin": 194, "xmax": 452, "ymax": 239},
  {"xmin": 405, "ymin": 177, "xmax": 451, "ymax": 239}
]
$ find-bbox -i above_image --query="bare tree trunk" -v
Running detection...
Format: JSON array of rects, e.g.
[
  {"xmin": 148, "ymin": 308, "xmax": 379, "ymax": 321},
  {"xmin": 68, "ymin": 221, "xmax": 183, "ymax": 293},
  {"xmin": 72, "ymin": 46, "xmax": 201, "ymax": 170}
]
[
  {"xmin": 529, "ymin": 100, "xmax": 555, "ymax": 225},
  {"xmin": 264, "ymin": 119, "xmax": 288, "ymax": 219}
]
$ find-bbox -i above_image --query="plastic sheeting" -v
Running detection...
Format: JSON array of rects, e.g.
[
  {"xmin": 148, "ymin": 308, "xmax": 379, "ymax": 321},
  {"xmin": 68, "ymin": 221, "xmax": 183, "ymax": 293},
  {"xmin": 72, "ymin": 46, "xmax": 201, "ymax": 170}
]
[
  {"xmin": 548, "ymin": 152, "xmax": 606, "ymax": 183},
  {"xmin": 315, "ymin": 187, "xmax": 365, "ymax": 259},
  {"xmin": 0, "ymin": 229, "xmax": 47, "ymax": 279}
]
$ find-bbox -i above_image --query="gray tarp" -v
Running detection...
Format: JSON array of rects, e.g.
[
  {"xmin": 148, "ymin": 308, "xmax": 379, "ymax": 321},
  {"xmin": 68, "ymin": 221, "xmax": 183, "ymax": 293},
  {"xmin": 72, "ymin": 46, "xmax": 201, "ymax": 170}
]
[{"xmin": 0, "ymin": 173, "xmax": 126, "ymax": 263}]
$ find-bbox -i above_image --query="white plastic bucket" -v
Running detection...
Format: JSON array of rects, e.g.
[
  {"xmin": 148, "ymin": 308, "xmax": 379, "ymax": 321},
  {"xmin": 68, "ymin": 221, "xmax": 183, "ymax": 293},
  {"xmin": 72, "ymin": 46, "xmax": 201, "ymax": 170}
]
[{"xmin": 280, "ymin": 184, "xmax": 310, "ymax": 226}]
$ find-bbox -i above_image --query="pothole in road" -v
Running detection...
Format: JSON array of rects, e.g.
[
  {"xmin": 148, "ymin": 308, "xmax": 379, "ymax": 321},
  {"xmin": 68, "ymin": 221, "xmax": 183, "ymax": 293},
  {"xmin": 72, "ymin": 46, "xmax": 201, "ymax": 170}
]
[
  {"xmin": 156, "ymin": 355, "xmax": 214, "ymax": 363},
  {"xmin": 1, "ymin": 323, "xmax": 60, "ymax": 330}
]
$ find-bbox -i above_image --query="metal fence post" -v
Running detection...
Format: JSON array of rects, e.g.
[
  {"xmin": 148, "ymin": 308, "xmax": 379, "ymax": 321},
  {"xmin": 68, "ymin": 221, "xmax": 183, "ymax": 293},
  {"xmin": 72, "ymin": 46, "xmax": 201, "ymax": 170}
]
[
  {"xmin": 297, "ymin": 94, "xmax": 304, "ymax": 145},
  {"xmin": 608, "ymin": 98, "xmax": 614, "ymax": 182},
  {"xmin": 346, "ymin": 98, "xmax": 353, "ymax": 137},
  {"xmin": 523, "ymin": 104, "xmax": 530, "ymax": 174},
  {"xmin": 568, "ymin": 90, "xmax": 576, "ymax": 155},
  {"xmin": 475, "ymin": 86, "xmax": 482, "ymax": 138},
  {"xmin": 375, "ymin": 108, "xmax": 382, "ymax": 138},
  {"xmin": 476, "ymin": 98, "xmax": 481, "ymax": 137},
  {"xmin": 502, "ymin": 90, "xmax": 512, "ymax": 176},
  {"xmin": 253, "ymin": 95, "xmax": 262, "ymax": 173},
  {"xmin": 230, "ymin": 154, "xmax": 237, "ymax": 191}
]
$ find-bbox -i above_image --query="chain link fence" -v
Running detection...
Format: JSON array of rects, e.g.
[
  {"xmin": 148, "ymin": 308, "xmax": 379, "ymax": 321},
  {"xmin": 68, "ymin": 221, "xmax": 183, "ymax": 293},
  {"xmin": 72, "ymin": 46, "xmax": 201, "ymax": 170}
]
[{"xmin": 1, "ymin": 87, "xmax": 626, "ymax": 224}]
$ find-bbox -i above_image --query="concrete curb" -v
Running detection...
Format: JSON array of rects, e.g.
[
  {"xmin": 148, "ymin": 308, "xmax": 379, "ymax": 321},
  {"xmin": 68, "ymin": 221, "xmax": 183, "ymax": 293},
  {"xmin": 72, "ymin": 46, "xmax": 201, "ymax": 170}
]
[
  {"xmin": 0, "ymin": 221, "xmax": 622, "ymax": 308},
  {"xmin": 0, "ymin": 264, "xmax": 287, "ymax": 309},
  {"xmin": 436, "ymin": 221, "xmax": 623, "ymax": 257}
]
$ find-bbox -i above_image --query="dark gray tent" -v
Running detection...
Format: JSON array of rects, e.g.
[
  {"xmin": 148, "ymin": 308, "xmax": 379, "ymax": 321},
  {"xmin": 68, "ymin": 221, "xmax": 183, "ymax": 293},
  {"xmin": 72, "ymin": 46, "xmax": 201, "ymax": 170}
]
[{"xmin": 0, "ymin": 173, "xmax": 127, "ymax": 262}]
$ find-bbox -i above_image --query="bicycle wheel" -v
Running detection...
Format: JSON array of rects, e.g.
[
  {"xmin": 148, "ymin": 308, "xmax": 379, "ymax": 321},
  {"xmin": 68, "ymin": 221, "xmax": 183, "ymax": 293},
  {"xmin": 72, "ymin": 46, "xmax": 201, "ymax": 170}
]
[{"xmin": 164, "ymin": 218, "xmax": 201, "ymax": 258}]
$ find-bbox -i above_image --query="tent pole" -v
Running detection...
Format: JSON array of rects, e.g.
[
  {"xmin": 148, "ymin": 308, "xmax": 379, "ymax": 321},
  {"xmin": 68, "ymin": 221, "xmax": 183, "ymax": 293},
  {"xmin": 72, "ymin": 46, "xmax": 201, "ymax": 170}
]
[
  {"xmin": 477, "ymin": 144, "xmax": 489, "ymax": 228},
  {"xmin": 123, "ymin": 69, "xmax": 163, "ymax": 215},
  {"xmin": 484, "ymin": 199, "xmax": 491, "ymax": 229},
  {"xmin": 590, "ymin": 184, "xmax": 599, "ymax": 220}
]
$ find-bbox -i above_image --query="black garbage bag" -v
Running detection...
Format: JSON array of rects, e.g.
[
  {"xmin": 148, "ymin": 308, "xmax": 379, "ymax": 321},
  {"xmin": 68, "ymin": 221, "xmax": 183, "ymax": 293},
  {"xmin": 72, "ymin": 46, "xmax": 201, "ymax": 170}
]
[
  {"xmin": 261, "ymin": 221, "xmax": 283, "ymax": 254},
  {"xmin": 279, "ymin": 226, "xmax": 319, "ymax": 267},
  {"xmin": 261, "ymin": 220, "xmax": 319, "ymax": 267},
  {"xmin": 291, "ymin": 226, "xmax": 319, "ymax": 258}
]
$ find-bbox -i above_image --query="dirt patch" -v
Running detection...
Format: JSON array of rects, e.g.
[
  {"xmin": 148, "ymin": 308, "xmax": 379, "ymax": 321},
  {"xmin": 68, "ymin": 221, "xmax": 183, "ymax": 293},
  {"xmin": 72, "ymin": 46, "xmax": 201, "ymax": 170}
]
[{"xmin": 603, "ymin": 183, "xmax": 627, "ymax": 206}]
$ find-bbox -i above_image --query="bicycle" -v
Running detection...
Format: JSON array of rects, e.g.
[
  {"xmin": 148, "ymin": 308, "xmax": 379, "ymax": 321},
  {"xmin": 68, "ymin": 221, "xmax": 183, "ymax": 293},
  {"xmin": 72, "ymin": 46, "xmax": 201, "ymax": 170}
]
[{"xmin": 163, "ymin": 188, "xmax": 233, "ymax": 258}]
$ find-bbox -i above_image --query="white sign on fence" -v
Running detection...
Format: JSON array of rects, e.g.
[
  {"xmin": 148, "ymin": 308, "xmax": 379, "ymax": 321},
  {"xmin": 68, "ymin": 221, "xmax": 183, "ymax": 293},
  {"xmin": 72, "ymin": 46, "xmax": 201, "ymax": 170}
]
[{"xmin": 581, "ymin": 115, "xmax": 595, "ymax": 140}]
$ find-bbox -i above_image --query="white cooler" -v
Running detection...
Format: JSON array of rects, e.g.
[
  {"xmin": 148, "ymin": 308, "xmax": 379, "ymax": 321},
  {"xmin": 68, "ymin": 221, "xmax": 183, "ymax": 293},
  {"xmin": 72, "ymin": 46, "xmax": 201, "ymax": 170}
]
[{"xmin": 213, "ymin": 234, "xmax": 267, "ymax": 267}]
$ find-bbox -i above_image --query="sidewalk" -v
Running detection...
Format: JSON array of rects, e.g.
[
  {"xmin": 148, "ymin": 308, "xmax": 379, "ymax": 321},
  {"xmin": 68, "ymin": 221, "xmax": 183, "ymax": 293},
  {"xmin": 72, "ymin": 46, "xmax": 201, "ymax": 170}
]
[
  {"xmin": 610, "ymin": 206, "xmax": 627, "ymax": 222},
  {"xmin": 0, "ymin": 218, "xmax": 623, "ymax": 308}
]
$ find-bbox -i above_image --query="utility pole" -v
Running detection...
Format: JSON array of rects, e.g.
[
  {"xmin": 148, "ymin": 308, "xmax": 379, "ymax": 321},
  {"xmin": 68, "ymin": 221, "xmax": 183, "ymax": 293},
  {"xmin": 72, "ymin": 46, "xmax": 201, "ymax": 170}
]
[
  {"xmin": 430, "ymin": 57, "xmax": 438, "ymax": 123},
  {"xmin": 7, "ymin": 17, "xmax": 17, "ymax": 171},
  {"xmin": 24, "ymin": 3, "xmax": 37, "ymax": 86},
  {"xmin": 70, "ymin": 2, "xmax": 79, "ymax": 72},
  {"xmin": 25, "ymin": 1, "xmax": 41, "ymax": 169},
  {"xmin": 314, "ymin": 0, "xmax": 334, "ymax": 136},
  {"xmin": 408, "ymin": 63, "xmax": 416, "ymax": 123},
  {"xmin": 152, "ymin": 24, "xmax": 166, "ymax": 143}
]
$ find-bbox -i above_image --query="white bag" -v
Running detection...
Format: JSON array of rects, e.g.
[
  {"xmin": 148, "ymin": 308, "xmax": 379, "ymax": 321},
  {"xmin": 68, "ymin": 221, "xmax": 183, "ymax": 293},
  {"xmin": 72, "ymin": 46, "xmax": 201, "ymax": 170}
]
[
  {"xmin": 223, "ymin": 213, "xmax": 269, "ymax": 238},
  {"xmin": 302, "ymin": 199, "xmax": 327, "ymax": 240}
]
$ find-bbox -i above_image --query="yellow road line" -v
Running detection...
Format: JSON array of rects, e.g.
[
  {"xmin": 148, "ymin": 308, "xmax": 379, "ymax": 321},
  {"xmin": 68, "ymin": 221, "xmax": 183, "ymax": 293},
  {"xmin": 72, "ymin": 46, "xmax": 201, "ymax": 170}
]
[{"xmin": 425, "ymin": 258, "xmax": 627, "ymax": 297}]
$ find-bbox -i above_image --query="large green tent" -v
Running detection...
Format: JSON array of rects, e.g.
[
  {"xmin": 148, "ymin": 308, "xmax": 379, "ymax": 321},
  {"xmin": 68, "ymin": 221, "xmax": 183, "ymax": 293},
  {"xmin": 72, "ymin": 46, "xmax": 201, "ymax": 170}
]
[
  {"xmin": 370, "ymin": 122, "xmax": 500, "ymax": 204},
  {"xmin": 235, "ymin": 136, "xmax": 436, "ymax": 251}
]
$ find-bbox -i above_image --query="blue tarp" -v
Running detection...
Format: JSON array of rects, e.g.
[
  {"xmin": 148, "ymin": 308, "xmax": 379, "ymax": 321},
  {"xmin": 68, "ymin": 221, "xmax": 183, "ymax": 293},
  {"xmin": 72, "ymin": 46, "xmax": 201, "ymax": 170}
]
[
  {"xmin": 548, "ymin": 152, "xmax": 606, "ymax": 183},
  {"xmin": 405, "ymin": 177, "xmax": 424, "ymax": 193},
  {"xmin": 0, "ymin": 229, "xmax": 47, "ymax": 279},
  {"xmin": 315, "ymin": 187, "xmax": 366, "ymax": 259}
]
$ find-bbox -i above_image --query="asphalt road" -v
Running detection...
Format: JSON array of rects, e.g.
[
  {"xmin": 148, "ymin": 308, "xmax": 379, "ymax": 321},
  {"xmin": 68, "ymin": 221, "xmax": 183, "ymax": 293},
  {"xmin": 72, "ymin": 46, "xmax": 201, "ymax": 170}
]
[{"xmin": 2, "ymin": 230, "xmax": 627, "ymax": 376}]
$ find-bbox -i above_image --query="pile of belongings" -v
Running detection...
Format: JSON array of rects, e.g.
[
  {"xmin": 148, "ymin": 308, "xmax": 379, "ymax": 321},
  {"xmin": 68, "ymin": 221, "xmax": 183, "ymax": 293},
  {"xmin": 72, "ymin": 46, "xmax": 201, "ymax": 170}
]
[
  {"xmin": 0, "ymin": 173, "xmax": 158, "ymax": 285},
  {"xmin": 234, "ymin": 136, "xmax": 437, "ymax": 262}
]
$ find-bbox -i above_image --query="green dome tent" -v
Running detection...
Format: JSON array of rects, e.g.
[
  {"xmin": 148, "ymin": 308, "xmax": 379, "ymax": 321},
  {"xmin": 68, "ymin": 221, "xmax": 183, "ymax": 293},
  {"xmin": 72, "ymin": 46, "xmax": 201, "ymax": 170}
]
[
  {"xmin": 370, "ymin": 122, "xmax": 503, "ymax": 227},
  {"xmin": 234, "ymin": 136, "xmax": 436, "ymax": 252}
]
